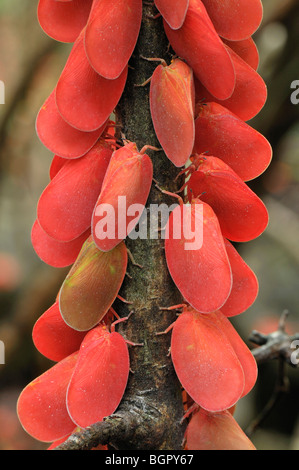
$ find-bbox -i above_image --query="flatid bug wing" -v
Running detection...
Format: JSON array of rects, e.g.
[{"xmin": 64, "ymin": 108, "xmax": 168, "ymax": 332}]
[
  {"xmin": 49, "ymin": 155, "xmax": 67, "ymax": 180},
  {"xmin": 154, "ymin": 0, "xmax": 189, "ymax": 30},
  {"xmin": 31, "ymin": 220, "xmax": 90, "ymax": 268},
  {"xmin": 201, "ymin": 0, "xmax": 263, "ymax": 41},
  {"xmin": 37, "ymin": 0, "xmax": 93, "ymax": 43},
  {"xmin": 163, "ymin": 0, "xmax": 236, "ymax": 100},
  {"xmin": 37, "ymin": 141, "xmax": 112, "ymax": 242},
  {"xmin": 185, "ymin": 408, "xmax": 256, "ymax": 450},
  {"xmin": 150, "ymin": 59, "xmax": 195, "ymax": 167},
  {"xmin": 32, "ymin": 302, "xmax": 87, "ymax": 362},
  {"xmin": 165, "ymin": 200, "xmax": 232, "ymax": 313},
  {"xmin": 66, "ymin": 326, "xmax": 129, "ymax": 428},
  {"xmin": 222, "ymin": 37, "xmax": 260, "ymax": 71},
  {"xmin": 17, "ymin": 352, "xmax": 78, "ymax": 442},
  {"xmin": 193, "ymin": 102, "xmax": 272, "ymax": 181},
  {"xmin": 101, "ymin": 142, "xmax": 139, "ymax": 191},
  {"xmin": 187, "ymin": 156, "xmax": 269, "ymax": 242},
  {"xmin": 36, "ymin": 90, "xmax": 106, "ymax": 159},
  {"xmin": 212, "ymin": 311, "xmax": 258, "ymax": 398},
  {"xmin": 84, "ymin": 0, "xmax": 142, "ymax": 79},
  {"xmin": 194, "ymin": 45, "xmax": 267, "ymax": 121},
  {"xmin": 56, "ymin": 30, "xmax": 128, "ymax": 132},
  {"xmin": 221, "ymin": 239, "xmax": 259, "ymax": 317},
  {"xmin": 92, "ymin": 151, "xmax": 153, "ymax": 251},
  {"xmin": 171, "ymin": 311, "xmax": 245, "ymax": 411}
]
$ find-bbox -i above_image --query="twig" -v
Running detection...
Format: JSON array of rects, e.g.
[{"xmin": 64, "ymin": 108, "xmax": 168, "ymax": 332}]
[
  {"xmin": 246, "ymin": 310, "xmax": 299, "ymax": 437},
  {"xmin": 54, "ymin": 414, "xmax": 137, "ymax": 451},
  {"xmin": 249, "ymin": 310, "xmax": 299, "ymax": 366},
  {"xmin": 246, "ymin": 358, "xmax": 290, "ymax": 437}
]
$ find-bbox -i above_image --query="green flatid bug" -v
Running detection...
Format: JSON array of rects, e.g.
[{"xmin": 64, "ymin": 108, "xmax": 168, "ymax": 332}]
[{"xmin": 59, "ymin": 236, "xmax": 128, "ymax": 331}]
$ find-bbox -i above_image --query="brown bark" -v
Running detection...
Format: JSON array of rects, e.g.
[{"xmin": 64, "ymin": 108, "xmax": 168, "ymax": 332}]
[
  {"xmin": 57, "ymin": 2, "xmax": 186, "ymax": 451},
  {"xmin": 111, "ymin": 3, "xmax": 186, "ymax": 450}
]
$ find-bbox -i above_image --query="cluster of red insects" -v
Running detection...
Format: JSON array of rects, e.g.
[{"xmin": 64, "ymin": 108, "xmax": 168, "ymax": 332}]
[{"xmin": 17, "ymin": 0, "xmax": 271, "ymax": 450}]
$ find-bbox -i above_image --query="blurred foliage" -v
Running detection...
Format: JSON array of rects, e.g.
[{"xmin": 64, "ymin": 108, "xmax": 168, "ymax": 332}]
[
  {"xmin": 0, "ymin": 0, "xmax": 298, "ymax": 450},
  {"xmin": 232, "ymin": 0, "xmax": 299, "ymax": 450}
]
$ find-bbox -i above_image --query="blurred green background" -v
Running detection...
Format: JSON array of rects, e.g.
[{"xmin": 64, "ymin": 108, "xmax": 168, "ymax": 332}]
[{"xmin": 0, "ymin": 0, "xmax": 298, "ymax": 450}]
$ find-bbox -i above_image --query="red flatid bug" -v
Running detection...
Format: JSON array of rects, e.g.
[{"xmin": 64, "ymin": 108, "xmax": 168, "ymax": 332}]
[
  {"xmin": 66, "ymin": 321, "xmax": 130, "ymax": 428},
  {"xmin": 92, "ymin": 142, "xmax": 154, "ymax": 252},
  {"xmin": 56, "ymin": 29, "xmax": 128, "ymax": 132},
  {"xmin": 214, "ymin": 310, "xmax": 258, "ymax": 399},
  {"xmin": 221, "ymin": 239, "xmax": 259, "ymax": 318},
  {"xmin": 164, "ymin": 197, "xmax": 232, "ymax": 313},
  {"xmin": 163, "ymin": 0, "xmax": 236, "ymax": 101},
  {"xmin": 193, "ymin": 102, "xmax": 272, "ymax": 182},
  {"xmin": 154, "ymin": 0, "xmax": 189, "ymax": 30},
  {"xmin": 32, "ymin": 301, "xmax": 88, "ymax": 362},
  {"xmin": 49, "ymin": 154, "xmax": 67, "ymax": 180},
  {"xmin": 201, "ymin": 0, "xmax": 263, "ymax": 41},
  {"xmin": 84, "ymin": 0, "xmax": 142, "ymax": 80},
  {"xmin": 17, "ymin": 352, "xmax": 78, "ymax": 442},
  {"xmin": 150, "ymin": 58, "xmax": 195, "ymax": 167},
  {"xmin": 170, "ymin": 308, "xmax": 244, "ymax": 411},
  {"xmin": 195, "ymin": 44, "xmax": 267, "ymax": 122},
  {"xmin": 33, "ymin": 300, "xmax": 120, "ymax": 363},
  {"xmin": 31, "ymin": 220, "xmax": 90, "ymax": 268},
  {"xmin": 37, "ymin": 140, "xmax": 112, "ymax": 242},
  {"xmin": 185, "ymin": 408, "xmax": 256, "ymax": 450},
  {"xmin": 59, "ymin": 236, "xmax": 128, "ymax": 331},
  {"xmin": 36, "ymin": 90, "xmax": 107, "ymax": 159},
  {"xmin": 222, "ymin": 37, "xmax": 260, "ymax": 71},
  {"xmin": 169, "ymin": 307, "xmax": 257, "ymax": 411},
  {"xmin": 37, "ymin": 0, "xmax": 93, "ymax": 43},
  {"xmin": 186, "ymin": 155, "xmax": 269, "ymax": 242}
]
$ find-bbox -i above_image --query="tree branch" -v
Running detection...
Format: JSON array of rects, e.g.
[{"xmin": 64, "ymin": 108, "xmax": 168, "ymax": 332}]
[
  {"xmin": 245, "ymin": 311, "xmax": 299, "ymax": 437},
  {"xmin": 55, "ymin": 414, "xmax": 137, "ymax": 451},
  {"xmin": 249, "ymin": 310, "xmax": 299, "ymax": 366},
  {"xmin": 56, "ymin": 2, "xmax": 186, "ymax": 451},
  {"xmin": 245, "ymin": 357, "xmax": 290, "ymax": 437}
]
